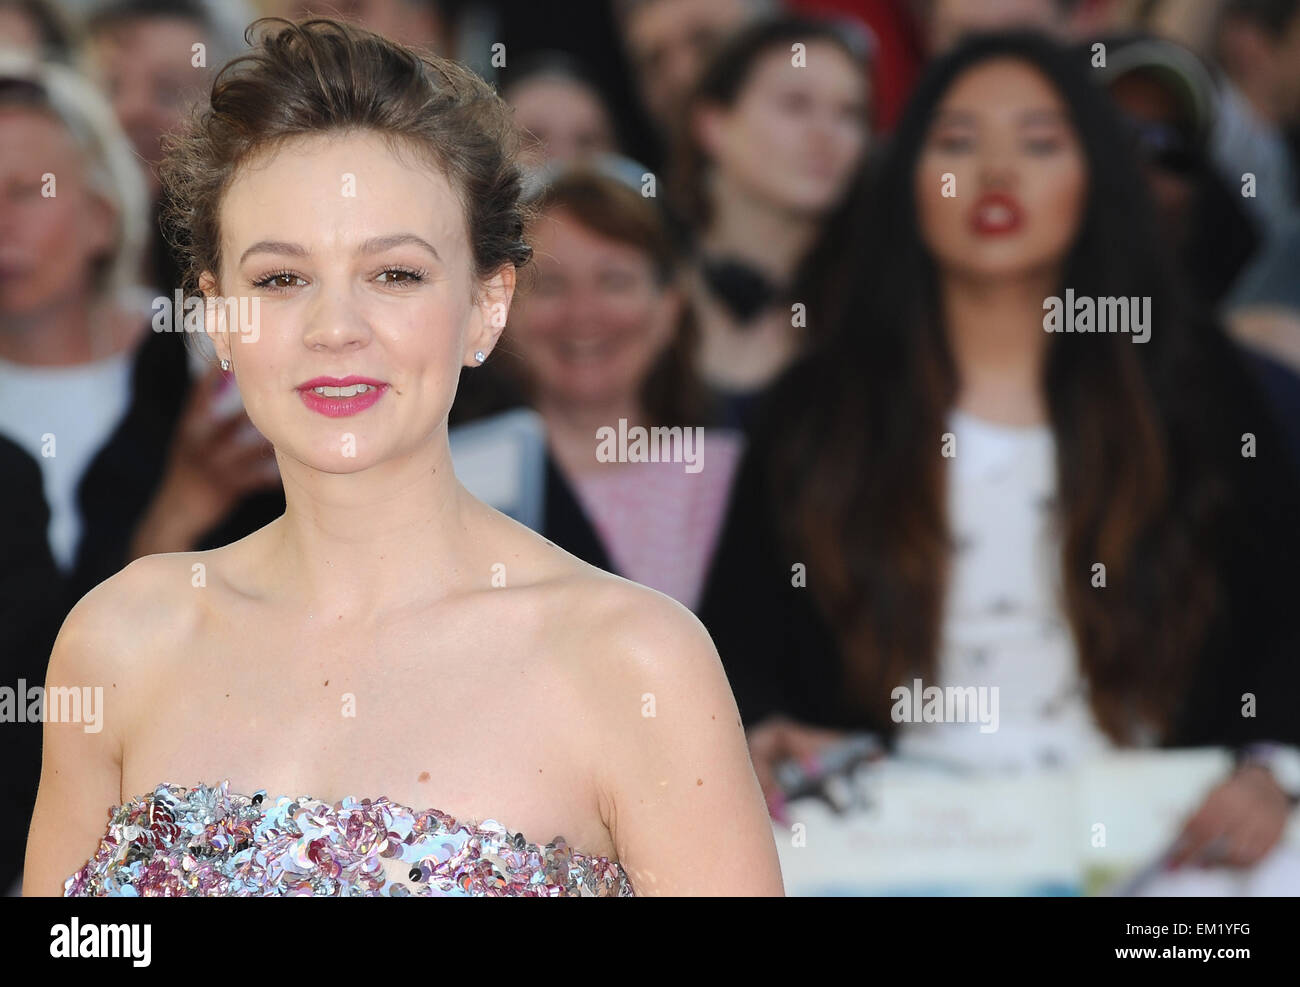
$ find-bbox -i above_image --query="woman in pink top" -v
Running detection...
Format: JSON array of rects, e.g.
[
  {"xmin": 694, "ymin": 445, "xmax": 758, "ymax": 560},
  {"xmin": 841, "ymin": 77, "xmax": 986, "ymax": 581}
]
[{"xmin": 505, "ymin": 165, "xmax": 744, "ymax": 611}]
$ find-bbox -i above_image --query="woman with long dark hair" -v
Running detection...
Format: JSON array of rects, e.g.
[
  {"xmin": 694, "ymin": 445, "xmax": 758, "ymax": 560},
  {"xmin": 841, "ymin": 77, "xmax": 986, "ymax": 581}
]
[{"xmin": 700, "ymin": 32, "xmax": 1300, "ymax": 870}]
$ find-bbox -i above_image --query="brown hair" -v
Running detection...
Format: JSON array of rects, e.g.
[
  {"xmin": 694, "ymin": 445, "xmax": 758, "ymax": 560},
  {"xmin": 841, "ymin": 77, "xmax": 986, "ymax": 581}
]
[
  {"xmin": 510, "ymin": 167, "xmax": 713, "ymax": 427},
  {"xmin": 158, "ymin": 16, "xmax": 532, "ymax": 303},
  {"xmin": 770, "ymin": 34, "xmax": 1228, "ymax": 744}
]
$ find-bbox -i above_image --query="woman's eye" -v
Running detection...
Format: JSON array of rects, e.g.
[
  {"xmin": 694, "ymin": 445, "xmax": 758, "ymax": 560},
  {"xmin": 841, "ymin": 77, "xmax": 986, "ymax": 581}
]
[
  {"xmin": 778, "ymin": 90, "xmax": 812, "ymax": 114},
  {"xmin": 376, "ymin": 268, "xmax": 426, "ymax": 286},
  {"xmin": 599, "ymin": 271, "xmax": 639, "ymax": 292},
  {"xmin": 934, "ymin": 134, "xmax": 974, "ymax": 153},
  {"xmin": 253, "ymin": 271, "xmax": 306, "ymax": 290},
  {"xmin": 1024, "ymin": 137, "xmax": 1063, "ymax": 154}
]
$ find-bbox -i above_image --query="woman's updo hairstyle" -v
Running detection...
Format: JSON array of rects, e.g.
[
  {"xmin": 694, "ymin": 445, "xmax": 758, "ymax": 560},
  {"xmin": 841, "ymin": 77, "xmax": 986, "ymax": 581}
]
[{"xmin": 159, "ymin": 16, "xmax": 533, "ymax": 300}]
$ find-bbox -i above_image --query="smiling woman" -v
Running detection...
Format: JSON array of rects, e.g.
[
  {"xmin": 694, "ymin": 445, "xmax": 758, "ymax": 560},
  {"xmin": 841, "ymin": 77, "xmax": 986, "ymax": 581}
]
[{"xmin": 23, "ymin": 17, "xmax": 783, "ymax": 898}]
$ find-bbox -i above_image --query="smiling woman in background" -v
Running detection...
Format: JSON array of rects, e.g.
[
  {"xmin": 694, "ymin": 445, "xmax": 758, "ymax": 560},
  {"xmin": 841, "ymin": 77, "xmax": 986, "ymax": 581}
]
[
  {"xmin": 701, "ymin": 32, "xmax": 1300, "ymax": 871},
  {"xmin": 24, "ymin": 18, "xmax": 781, "ymax": 898},
  {"xmin": 503, "ymin": 165, "xmax": 743, "ymax": 612}
]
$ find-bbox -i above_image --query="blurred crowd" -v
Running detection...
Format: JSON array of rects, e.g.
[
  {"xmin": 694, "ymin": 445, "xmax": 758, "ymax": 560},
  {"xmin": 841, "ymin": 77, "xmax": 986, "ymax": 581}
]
[{"xmin": 3, "ymin": 0, "xmax": 1300, "ymax": 895}]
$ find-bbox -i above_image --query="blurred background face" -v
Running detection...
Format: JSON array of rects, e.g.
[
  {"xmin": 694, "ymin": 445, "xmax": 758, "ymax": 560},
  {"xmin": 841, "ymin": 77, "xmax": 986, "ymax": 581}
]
[
  {"xmin": 87, "ymin": 15, "xmax": 209, "ymax": 196},
  {"xmin": 623, "ymin": 0, "xmax": 751, "ymax": 133},
  {"xmin": 510, "ymin": 206, "xmax": 678, "ymax": 410},
  {"xmin": 0, "ymin": 107, "xmax": 114, "ymax": 322},
  {"xmin": 698, "ymin": 41, "xmax": 868, "ymax": 217},
  {"xmin": 915, "ymin": 58, "xmax": 1087, "ymax": 282},
  {"xmin": 508, "ymin": 75, "xmax": 617, "ymax": 165},
  {"xmin": 1218, "ymin": 4, "xmax": 1300, "ymax": 125},
  {"xmin": 210, "ymin": 131, "xmax": 483, "ymax": 472}
]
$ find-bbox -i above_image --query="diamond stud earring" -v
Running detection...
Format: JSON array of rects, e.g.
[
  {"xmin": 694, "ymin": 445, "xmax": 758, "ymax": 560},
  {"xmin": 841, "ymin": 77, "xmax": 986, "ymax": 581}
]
[
  {"xmin": 475, "ymin": 350, "xmax": 486, "ymax": 364},
  {"xmin": 220, "ymin": 358, "xmax": 230, "ymax": 371}
]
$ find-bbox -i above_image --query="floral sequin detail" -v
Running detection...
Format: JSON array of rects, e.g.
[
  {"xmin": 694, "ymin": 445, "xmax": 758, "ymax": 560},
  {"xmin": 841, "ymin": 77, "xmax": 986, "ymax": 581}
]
[{"xmin": 64, "ymin": 781, "xmax": 634, "ymax": 897}]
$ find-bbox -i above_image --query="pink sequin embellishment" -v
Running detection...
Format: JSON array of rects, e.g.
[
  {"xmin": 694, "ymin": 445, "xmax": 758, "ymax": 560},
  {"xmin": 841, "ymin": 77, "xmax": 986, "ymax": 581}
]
[{"xmin": 64, "ymin": 780, "xmax": 634, "ymax": 897}]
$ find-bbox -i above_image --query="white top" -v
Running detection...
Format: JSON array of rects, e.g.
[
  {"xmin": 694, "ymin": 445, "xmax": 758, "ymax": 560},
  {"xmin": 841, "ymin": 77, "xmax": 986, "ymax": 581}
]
[
  {"xmin": 893, "ymin": 408, "xmax": 1116, "ymax": 772},
  {"xmin": 0, "ymin": 351, "xmax": 135, "ymax": 572}
]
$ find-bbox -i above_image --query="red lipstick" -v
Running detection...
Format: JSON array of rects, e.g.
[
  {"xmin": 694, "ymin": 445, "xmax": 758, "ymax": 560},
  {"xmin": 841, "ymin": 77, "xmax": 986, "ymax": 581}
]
[
  {"xmin": 297, "ymin": 375, "xmax": 387, "ymax": 418},
  {"xmin": 969, "ymin": 191, "xmax": 1024, "ymax": 235}
]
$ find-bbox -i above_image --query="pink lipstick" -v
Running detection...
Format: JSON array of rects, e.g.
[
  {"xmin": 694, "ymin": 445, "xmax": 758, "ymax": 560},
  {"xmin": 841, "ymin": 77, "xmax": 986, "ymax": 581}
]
[{"xmin": 297, "ymin": 375, "xmax": 387, "ymax": 418}]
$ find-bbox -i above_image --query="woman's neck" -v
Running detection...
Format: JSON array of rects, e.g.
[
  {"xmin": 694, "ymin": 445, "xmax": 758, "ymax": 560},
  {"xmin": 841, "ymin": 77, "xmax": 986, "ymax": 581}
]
[
  {"xmin": 539, "ymin": 394, "xmax": 645, "ymax": 478},
  {"xmin": 942, "ymin": 269, "xmax": 1056, "ymax": 426},
  {"xmin": 265, "ymin": 430, "xmax": 475, "ymax": 620},
  {"xmin": 700, "ymin": 175, "xmax": 819, "ymax": 282},
  {"xmin": 691, "ymin": 179, "xmax": 820, "ymax": 391}
]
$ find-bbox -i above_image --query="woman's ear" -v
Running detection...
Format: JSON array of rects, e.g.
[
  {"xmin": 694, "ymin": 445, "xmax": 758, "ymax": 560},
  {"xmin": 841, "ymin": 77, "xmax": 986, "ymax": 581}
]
[
  {"xmin": 197, "ymin": 271, "xmax": 231, "ymax": 367},
  {"xmin": 466, "ymin": 264, "xmax": 517, "ymax": 365}
]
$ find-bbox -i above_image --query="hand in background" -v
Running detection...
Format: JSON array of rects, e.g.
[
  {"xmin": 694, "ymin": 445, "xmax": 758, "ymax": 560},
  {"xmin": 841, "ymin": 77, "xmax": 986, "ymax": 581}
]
[
  {"xmin": 1170, "ymin": 761, "xmax": 1291, "ymax": 869},
  {"xmin": 128, "ymin": 365, "xmax": 280, "ymax": 560},
  {"xmin": 746, "ymin": 714, "xmax": 848, "ymax": 823}
]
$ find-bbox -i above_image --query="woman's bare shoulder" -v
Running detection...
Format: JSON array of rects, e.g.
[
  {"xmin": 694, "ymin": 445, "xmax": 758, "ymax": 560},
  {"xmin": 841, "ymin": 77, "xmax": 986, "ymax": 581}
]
[
  {"xmin": 530, "ymin": 556, "xmax": 727, "ymax": 708},
  {"xmin": 53, "ymin": 547, "xmax": 231, "ymax": 681},
  {"xmin": 475, "ymin": 503, "xmax": 711, "ymax": 637},
  {"xmin": 464, "ymin": 501, "xmax": 722, "ymax": 685}
]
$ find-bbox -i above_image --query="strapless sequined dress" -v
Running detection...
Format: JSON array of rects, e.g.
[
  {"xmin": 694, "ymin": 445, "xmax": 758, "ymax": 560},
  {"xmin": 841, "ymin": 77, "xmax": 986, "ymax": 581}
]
[{"xmin": 64, "ymin": 780, "xmax": 634, "ymax": 896}]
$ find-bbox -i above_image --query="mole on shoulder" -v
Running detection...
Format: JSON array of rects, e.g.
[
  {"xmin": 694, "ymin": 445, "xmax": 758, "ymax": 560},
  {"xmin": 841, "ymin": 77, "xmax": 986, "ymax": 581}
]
[
  {"xmin": 323, "ymin": 680, "xmax": 329, "ymax": 686},
  {"xmin": 418, "ymin": 771, "xmax": 430, "ymax": 782},
  {"xmin": 696, "ymin": 778, "xmax": 704, "ymax": 786}
]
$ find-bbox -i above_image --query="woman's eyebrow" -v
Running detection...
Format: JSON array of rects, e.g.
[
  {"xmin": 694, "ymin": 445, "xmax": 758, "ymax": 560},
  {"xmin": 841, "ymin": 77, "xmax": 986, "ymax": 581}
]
[
  {"xmin": 237, "ymin": 233, "xmax": 442, "ymax": 266},
  {"xmin": 932, "ymin": 108, "xmax": 978, "ymax": 127},
  {"xmin": 358, "ymin": 233, "xmax": 442, "ymax": 260},
  {"xmin": 238, "ymin": 239, "xmax": 308, "ymax": 265}
]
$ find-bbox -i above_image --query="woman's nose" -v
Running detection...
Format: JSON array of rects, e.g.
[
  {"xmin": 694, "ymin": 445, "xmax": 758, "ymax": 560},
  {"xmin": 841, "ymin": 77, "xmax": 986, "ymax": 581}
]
[
  {"xmin": 979, "ymin": 156, "xmax": 1017, "ymax": 190},
  {"xmin": 301, "ymin": 281, "xmax": 372, "ymax": 351}
]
